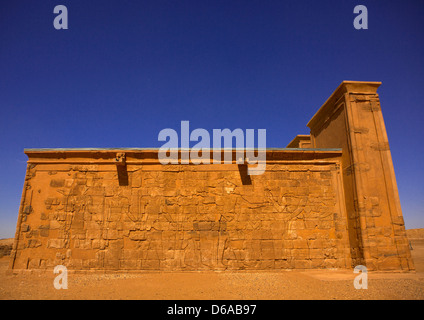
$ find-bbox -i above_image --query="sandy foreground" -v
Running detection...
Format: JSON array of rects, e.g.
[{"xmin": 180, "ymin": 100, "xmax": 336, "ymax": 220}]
[{"xmin": 0, "ymin": 240, "xmax": 423, "ymax": 300}]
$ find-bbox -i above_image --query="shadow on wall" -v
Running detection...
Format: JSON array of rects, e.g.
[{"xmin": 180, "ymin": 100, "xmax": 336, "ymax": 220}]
[
  {"xmin": 117, "ymin": 165, "xmax": 129, "ymax": 186},
  {"xmin": 238, "ymin": 164, "xmax": 252, "ymax": 185}
]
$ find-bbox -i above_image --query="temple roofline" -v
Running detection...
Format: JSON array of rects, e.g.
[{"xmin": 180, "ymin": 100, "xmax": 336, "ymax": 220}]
[{"xmin": 307, "ymin": 81, "xmax": 381, "ymax": 130}]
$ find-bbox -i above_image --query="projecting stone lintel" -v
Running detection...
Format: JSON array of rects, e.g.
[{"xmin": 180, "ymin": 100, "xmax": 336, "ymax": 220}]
[
  {"xmin": 114, "ymin": 152, "xmax": 126, "ymax": 166},
  {"xmin": 23, "ymin": 148, "xmax": 342, "ymax": 165}
]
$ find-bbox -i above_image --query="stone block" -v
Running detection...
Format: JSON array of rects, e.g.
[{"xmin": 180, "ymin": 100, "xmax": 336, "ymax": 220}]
[
  {"xmin": 47, "ymin": 239, "xmax": 65, "ymax": 249},
  {"xmin": 129, "ymin": 231, "xmax": 147, "ymax": 241}
]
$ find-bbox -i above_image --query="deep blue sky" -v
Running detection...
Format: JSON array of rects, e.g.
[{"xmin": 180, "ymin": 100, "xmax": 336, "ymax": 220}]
[{"xmin": 0, "ymin": 0, "xmax": 423, "ymax": 238}]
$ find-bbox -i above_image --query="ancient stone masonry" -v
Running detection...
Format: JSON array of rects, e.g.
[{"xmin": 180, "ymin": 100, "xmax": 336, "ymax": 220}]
[
  {"xmin": 306, "ymin": 81, "xmax": 414, "ymax": 271},
  {"xmin": 9, "ymin": 150, "xmax": 350, "ymax": 271},
  {"xmin": 9, "ymin": 81, "xmax": 414, "ymax": 272}
]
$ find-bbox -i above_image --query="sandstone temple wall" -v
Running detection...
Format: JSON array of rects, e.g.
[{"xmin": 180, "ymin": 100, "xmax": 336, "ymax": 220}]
[
  {"xmin": 10, "ymin": 150, "xmax": 352, "ymax": 271},
  {"xmin": 307, "ymin": 81, "xmax": 414, "ymax": 271},
  {"xmin": 9, "ymin": 81, "xmax": 414, "ymax": 272}
]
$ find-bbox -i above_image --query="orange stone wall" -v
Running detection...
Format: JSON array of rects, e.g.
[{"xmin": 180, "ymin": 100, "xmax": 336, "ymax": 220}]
[
  {"xmin": 9, "ymin": 81, "xmax": 414, "ymax": 272},
  {"xmin": 9, "ymin": 150, "xmax": 352, "ymax": 271},
  {"xmin": 307, "ymin": 81, "xmax": 414, "ymax": 271}
]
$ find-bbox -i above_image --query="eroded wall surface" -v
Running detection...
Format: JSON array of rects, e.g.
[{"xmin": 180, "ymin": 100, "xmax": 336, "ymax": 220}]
[
  {"xmin": 308, "ymin": 81, "xmax": 414, "ymax": 271},
  {"xmin": 10, "ymin": 81, "xmax": 414, "ymax": 272},
  {"xmin": 10, "ymin": 151, "xmax": 352, "ymax": 271}
]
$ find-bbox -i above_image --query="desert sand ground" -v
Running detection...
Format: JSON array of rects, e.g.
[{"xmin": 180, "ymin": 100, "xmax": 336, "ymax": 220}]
[{"xmin": 0, "ymin": 238, "xmax": 423, "ymax": 300}]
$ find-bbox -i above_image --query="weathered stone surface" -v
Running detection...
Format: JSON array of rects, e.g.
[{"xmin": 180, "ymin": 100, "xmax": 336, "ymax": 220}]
[
  {"xmin": 307, "ymin": 81, "xmax": 414, "ymax": 271},
  {"xmin": 8, "ymin": 81, "xmax": 414, "ymax": 272},
  {"xmin": 0, "ymin": 238, "xmax": 13, "ymax": 258},
  {"xmin": 9, "ymin": 155, "xmax": 350, "ymax": 271}
]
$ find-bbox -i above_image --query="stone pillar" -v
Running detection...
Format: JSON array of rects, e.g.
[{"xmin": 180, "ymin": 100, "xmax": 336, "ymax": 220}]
[{"xmin": 307, "ymin": 81, "xmax": 414, "ymax": 271}]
